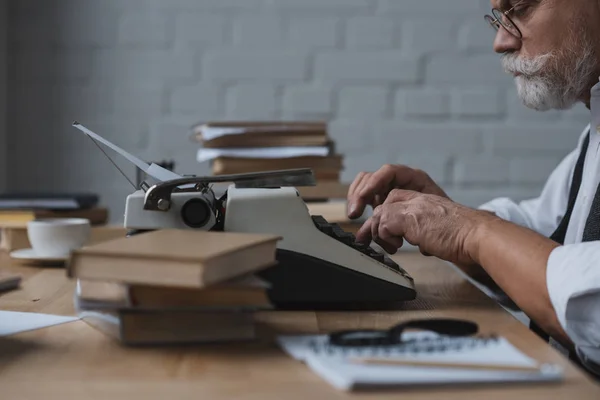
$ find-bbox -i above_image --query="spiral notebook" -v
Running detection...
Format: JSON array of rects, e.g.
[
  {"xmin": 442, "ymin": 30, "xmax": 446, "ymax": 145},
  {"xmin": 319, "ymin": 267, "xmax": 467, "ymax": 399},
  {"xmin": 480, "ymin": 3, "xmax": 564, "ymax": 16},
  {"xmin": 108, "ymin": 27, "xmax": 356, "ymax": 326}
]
[{"xmin": 277, "ymin": 332, "xmax": 564, "ymax": 391}]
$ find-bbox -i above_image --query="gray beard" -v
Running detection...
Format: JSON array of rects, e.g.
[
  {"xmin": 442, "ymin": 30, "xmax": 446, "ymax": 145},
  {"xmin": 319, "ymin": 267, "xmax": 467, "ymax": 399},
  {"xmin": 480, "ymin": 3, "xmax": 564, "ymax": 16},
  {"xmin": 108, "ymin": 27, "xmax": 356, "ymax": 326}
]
[
  {"xmin": 502, "ymin": 40, "xmax": 597, "ymax": 111},
  {"xmin": 514, "ymin": 74, "xmax": 578, "ymax": 111}
]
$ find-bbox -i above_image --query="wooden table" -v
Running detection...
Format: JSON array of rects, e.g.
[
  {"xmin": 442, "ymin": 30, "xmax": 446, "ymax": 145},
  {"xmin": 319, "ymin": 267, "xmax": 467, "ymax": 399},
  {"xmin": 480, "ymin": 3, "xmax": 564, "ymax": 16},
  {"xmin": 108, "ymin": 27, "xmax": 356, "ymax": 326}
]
[{"xmin": 1, "ymin": 251, "xmax": 599, "ymax": 399}]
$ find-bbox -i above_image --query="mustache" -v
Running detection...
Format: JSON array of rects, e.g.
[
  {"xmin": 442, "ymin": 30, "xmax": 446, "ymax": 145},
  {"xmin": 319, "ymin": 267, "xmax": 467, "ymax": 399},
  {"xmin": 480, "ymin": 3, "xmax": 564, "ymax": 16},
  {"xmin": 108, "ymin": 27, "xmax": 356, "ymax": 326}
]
[{"xmin": 501, "ymin": 52, "xmax": 554, "ymax": 77}]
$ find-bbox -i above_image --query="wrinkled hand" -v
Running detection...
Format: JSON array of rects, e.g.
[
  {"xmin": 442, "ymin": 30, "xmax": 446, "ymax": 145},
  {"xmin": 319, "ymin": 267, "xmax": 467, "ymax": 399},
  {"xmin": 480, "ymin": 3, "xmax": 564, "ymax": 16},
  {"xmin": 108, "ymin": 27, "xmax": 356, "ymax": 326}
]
[
  {"xmin": 356, "ymin": 189, "xmax": 494, "ymax": 266},
  {"xmin": 347, "ymin": 164, "xmax": 448, "ymax": 219}
]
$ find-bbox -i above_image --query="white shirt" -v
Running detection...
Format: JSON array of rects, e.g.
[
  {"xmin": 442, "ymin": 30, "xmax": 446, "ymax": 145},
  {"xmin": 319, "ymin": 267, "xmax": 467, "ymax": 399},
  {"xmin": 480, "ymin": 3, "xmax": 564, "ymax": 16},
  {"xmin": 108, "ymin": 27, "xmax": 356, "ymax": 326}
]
[{"xmin": 478, "ymin": 80, "xmax": 600, "ymax": 374}]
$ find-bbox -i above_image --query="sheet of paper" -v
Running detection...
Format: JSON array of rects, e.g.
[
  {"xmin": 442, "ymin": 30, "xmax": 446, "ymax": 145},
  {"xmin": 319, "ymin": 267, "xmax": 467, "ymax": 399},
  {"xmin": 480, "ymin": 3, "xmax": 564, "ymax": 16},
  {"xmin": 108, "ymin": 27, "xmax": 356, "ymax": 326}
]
[
  {"xmin": 197, "ymin": 146, "xmax": 330, "ymax": 163},
  {"xmin": 0, "ymin": 310, "xmax": 79, "ymax": 336},
  {"xmin": 0, "ymin": 199, "xmax": 80, "ymax": 209},
  {"xmin": 304, "ymin": 355, "xmax": 563, "ymax": 391},
  {"xmin": 200, "ymin": 125, "xmax": 321, "ymax": 141},
  {"xmin": 72, "ymin": 121, "xmax": 182, "ymax": 182},
  {"xmin": 277, "ymin": 333, "xmax": 563, "ymax": 391},
  {"xmin": 200, "ymin": 127, "xmax": 247, "ymax": 141},
  {"xmin": 146, "ymin": 163, "xmax": 183, "ymax": 182}
]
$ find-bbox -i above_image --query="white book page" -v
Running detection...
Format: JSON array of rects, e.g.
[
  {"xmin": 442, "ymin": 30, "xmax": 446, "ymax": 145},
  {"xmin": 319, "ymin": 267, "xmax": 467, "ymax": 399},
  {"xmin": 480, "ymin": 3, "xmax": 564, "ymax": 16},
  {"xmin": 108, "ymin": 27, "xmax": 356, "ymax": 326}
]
[
  {"xmin": 72, "ymin": 122, "xmax": 182, "ymax": 182},
  {"xmin": 0, "ymin": 199, "xmax": 80, "ymax": 209},
  {"xmin": 197, "ymin": 146, "xmax": 330, "ymax": 163},
  {"xmin": 200, "ymin": 125, "xmax": 322, "ymax": 141},
  {"xmin": 305, "ymin": 356, "xmax": 563, "ymax": 391},
  {"xmin": 200, "ymin": 127, "xmax": 248, "ymax": 141},
  {"xmin": 277, "ymin": 333, "xmax": 563, "ymax": 390}
]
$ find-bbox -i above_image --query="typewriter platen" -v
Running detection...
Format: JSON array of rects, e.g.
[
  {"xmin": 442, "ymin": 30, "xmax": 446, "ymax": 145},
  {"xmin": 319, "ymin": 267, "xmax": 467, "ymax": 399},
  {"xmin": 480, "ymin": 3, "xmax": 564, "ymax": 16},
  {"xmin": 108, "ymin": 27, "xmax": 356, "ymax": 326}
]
[{"xmin": 73, "ymin": 122, "xmax": 417, "ymax": 310}]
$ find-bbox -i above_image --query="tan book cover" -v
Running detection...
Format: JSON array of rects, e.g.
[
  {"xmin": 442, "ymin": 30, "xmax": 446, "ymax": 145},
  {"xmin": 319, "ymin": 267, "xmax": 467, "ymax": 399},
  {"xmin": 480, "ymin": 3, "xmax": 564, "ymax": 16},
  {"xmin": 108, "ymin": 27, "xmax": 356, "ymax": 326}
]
[
  {"xmin": 130, "ymin": 284, "xmax": 271, "ymax": 309},
  {"xmin": 214, "ymin": 167, "xmax": 339, "ymax": 181},
  {"xmin": 67, "ymin": 229, "xmax": 281, "ymax": 289},
  {"xmin": 193, "ymin": 120, "xmax": 327, "ymax": 135},
  {"xmin": 0, "ymin": 207, "xmax": 108, "ymax": 226},
  {"xmin": 80, "ymin": 308, "xmax": 256, "ymax": 345},
  {"xmin": 77, "ymin": 274, "xmax": 272, "ymax": 310},
  {"xmin": 1, "ymin": 225, "xmax": 128, "ymax": 252},
  {"xmin": 211, "ymin": 155, "xmax": 344, "ymax": 175},
  {"xmin": 201, "ymin": 134, "xmax": 330, "ymax": 148}
]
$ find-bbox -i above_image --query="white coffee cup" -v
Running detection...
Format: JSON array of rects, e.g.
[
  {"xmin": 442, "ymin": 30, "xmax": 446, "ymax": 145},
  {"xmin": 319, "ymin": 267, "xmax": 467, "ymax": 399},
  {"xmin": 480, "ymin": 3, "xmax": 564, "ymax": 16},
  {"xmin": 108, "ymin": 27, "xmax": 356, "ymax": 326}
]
[{"xmin": 27, "ymin": 218, "xmax": 91, "ymax": 257}]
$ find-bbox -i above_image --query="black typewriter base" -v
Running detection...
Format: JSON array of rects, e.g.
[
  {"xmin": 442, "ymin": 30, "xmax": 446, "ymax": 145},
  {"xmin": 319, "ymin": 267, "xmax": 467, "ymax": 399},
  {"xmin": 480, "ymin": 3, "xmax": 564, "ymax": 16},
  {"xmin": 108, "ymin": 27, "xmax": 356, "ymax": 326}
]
[{"xmin": 257, "ymin": 249, "xmax": 417, "ymax": 311}]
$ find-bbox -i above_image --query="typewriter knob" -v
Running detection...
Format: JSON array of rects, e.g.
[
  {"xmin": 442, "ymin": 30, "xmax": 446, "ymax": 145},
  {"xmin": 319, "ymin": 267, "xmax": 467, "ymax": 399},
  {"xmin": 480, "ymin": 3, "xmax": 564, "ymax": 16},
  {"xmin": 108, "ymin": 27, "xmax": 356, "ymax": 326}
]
[
  {"xmin": 181, "ymin": 198, "xmax": 212, "ymax": 228},
  {"xmin": 157, "ymin": 198, "xmax": 170, "ymax": 211}
]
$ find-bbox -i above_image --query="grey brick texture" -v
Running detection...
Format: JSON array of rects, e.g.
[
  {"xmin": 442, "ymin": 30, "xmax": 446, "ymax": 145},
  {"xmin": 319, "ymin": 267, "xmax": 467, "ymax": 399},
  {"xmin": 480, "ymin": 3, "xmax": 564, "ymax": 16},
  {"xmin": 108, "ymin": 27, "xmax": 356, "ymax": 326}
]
[{"xmin": 4, "ymin": 0, "xmax": 590, "ymax": 222}]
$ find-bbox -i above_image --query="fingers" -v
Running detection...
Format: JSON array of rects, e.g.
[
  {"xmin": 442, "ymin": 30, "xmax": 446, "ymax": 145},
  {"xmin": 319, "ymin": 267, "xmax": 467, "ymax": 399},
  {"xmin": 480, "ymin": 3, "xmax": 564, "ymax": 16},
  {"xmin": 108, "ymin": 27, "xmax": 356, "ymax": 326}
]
[
  {"xmin": 356, "ymin": 164, "xmax": 400, "ymax": 207},
  {"xmin": 348, "ymin": 164, "xmax": 439, "ymax": 220},
  {"xmin": 356, "ymin": 204, "xmax": 407, "ymax": 255},
  {"xmin": 384, "ymin": 189, "xmax": 420, "ymax": 205},
  {"xmin": 347, "ymin": 172, "xmax": 371, "ymax": 218},
  {"xmin": 372, "ymin": 206, "xmax": 406, "ymax": 254},
  {"xmin": 384, "ymin": 165, "xmax": 449, "ymax": 199},
  {"xmin": 347, "ymin": 164, "xmax": 399, "ymax": 219},
  {"xmin": 356, "ymin": 218, "xmax": 373, "ymax": 244},
  {"xmin": 372, "ymin": 165, "xmax": 428, "ymax": 193},
  {"xmin": 374, "ymin": 223, "xmax": 404, "ymax": 254},
  {"xmin": 347, "ymin": 172, "xmax": 367, "ymax": 200}
]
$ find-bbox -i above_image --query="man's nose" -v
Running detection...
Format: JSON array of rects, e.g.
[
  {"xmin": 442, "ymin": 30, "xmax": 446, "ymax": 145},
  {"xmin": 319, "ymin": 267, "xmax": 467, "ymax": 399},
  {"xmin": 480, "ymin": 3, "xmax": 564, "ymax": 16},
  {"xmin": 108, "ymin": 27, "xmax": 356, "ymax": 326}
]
[{"xmin": 493, "ymin": 27, "xmax": 521, "ymax": 54}]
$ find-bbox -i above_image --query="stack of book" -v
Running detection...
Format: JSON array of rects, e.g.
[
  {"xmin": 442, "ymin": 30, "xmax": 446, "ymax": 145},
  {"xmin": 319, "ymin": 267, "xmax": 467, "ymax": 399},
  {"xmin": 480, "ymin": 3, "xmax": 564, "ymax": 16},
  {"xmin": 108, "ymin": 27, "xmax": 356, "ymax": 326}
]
[
  {"xmin": 66, "ymin": 229, "xmax": 281, "ymax": 345},
  {"xmin": 0, "ymin": 207, "xmax": 108, "ymax": 226},
  {"xmin": 0, "ymin": 192, "xmax": 108, "ymax": 226},
  {"xmin": 0, "ymin": 192, "xmax": 110, "ymax": 252},
  {"xmin": 192, "ymin": 121, "xmax": 350, "ymax": 200}
]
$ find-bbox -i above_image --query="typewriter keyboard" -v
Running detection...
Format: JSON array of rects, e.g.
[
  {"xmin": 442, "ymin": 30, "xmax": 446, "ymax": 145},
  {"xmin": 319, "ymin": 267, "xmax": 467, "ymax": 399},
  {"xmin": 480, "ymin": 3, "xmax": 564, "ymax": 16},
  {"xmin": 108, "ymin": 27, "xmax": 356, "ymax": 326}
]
[{"xmin": 311, "ymin": 215, "xmax": 413, "ymax": 281}]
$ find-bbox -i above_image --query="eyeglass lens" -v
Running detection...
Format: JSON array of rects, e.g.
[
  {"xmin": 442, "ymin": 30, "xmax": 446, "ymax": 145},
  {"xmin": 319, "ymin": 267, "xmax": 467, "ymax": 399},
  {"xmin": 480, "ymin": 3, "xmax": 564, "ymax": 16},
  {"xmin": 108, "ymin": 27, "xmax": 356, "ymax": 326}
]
[{"xmin": 490, "ymin": 8, "xmax": 521, "ymax": 38}]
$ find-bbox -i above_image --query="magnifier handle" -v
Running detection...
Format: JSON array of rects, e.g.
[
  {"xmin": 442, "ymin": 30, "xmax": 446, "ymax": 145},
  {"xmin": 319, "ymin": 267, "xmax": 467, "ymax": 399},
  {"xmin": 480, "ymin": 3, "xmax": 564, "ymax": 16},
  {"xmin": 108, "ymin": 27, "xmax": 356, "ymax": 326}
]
[{"xmin": 390, "ymin": 318, "xmax": 478, "ymax": 337}]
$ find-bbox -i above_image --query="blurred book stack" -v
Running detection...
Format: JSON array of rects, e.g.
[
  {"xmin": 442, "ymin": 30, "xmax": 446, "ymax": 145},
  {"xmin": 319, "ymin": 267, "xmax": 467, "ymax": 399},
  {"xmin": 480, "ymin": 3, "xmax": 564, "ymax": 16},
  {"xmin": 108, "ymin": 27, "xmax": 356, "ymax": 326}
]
[
  {"xmin": 66, "ymin": 229, "xmax": 281, "ymax": 346},
  {"xmin": 192, "ymin": 121, "xmax": 350, "ymax": 201},
  {"xmin": 0, "ymin": 192, "xmax": 110, "ymax": 252},
  {"xmin": 0, "ymin": 192, "xmax": 107, "ymax": 225}
]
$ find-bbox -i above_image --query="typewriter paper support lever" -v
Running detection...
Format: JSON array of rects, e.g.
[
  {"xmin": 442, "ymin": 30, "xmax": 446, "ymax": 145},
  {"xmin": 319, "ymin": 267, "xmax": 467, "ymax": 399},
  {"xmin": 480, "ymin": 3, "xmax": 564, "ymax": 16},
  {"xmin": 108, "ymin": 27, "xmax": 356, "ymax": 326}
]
[{"xmin": 143, "ymin": 168, "xmax": 316, "ymax": 211}]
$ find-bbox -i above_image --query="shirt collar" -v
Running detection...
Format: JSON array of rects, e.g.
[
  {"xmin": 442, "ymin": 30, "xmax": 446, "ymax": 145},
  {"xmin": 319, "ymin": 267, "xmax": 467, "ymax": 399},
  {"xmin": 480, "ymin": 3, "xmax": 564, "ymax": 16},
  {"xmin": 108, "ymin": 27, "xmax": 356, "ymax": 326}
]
[{"xmin": 591, "ymin": 78, "xmax": 600, "ymax": 95}]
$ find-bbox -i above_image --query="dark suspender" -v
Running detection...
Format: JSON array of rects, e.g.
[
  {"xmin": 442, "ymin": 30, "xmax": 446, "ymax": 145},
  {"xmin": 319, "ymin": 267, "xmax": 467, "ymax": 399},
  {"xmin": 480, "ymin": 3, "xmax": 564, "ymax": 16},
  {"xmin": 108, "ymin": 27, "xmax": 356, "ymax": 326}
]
[
  {"xmin": 529, "ymin": 132, "xmax": 591, "ymax": 341},
  {"xmin": 548, "ymin": 133, "xmax": 591, "ymax": 244}
]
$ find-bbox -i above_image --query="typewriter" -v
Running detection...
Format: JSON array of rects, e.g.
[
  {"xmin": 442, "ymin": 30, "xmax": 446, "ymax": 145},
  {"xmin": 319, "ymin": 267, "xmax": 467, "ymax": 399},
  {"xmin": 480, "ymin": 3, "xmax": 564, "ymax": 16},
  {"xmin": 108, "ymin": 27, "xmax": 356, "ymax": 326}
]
[{"xmin": 73, "ymin": 122, "xmax": 417, "ymax": 310}]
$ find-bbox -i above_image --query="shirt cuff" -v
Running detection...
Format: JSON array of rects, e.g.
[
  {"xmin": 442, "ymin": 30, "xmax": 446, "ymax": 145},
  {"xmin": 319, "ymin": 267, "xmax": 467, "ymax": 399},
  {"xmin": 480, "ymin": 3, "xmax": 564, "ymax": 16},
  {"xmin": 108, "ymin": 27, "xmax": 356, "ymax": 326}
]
[
  {"xmin": 477, "ymin": 198, "xmax": 512, "ymax": 221},
  {"xmin": 576, "ymin": 346, "xmax": 600, "ymax": 377}
]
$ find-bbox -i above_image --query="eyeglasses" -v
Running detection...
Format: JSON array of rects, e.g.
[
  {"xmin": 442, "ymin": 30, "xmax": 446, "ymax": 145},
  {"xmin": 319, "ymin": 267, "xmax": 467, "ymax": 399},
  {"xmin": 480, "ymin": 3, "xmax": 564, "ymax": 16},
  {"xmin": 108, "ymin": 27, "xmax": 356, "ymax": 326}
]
[
  {"xmin": 484, "ymin": 7, "xmax": 523, "ymax": 39},
  {"xmin": 329, "ymin": 318, "xmax": 479, "ymax": 347}
]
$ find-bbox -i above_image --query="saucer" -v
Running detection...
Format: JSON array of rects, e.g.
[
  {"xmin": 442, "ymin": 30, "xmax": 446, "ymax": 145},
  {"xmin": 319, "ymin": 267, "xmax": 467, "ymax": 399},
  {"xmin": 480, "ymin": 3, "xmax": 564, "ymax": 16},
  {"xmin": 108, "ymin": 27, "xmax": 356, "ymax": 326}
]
[{"xmin": 9, "ymin": 248, "xmax": 69, "ymax": 266}]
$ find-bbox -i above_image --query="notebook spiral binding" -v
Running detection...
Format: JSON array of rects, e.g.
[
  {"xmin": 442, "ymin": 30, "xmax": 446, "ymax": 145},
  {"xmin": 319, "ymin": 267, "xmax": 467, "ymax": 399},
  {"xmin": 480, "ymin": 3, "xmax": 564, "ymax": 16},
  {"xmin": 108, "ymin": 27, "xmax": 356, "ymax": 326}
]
[{"xmin": 308, "ymin": 335, "xmax": 500, "ymax": 357}]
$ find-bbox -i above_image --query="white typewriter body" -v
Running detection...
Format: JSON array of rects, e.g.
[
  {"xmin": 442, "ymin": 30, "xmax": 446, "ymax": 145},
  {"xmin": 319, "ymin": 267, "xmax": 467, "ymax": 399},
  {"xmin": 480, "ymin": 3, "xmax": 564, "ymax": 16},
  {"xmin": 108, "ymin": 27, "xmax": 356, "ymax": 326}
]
[
  {"xmin": 124, "ymin": 189, "xmax": 217, "ymax": 231},
  {"xmin": 223, "ymin": 186, "xmax": 414, "ymax": 290},
  {"xmin": 123, "ymin": 184, "xmax": 415, "ymax": 295}
]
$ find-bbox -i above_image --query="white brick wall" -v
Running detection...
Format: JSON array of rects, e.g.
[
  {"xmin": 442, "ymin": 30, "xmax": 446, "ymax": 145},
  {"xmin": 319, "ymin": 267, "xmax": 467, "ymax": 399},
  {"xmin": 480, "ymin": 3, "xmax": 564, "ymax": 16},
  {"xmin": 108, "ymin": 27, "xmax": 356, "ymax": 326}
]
[
  {"xmin": 6, "ymin": 0, "xmax": 590, "ymax": 222},
  {"xmin": 315, "ymin": 51, "xmax": 420, "ymax": 83}
]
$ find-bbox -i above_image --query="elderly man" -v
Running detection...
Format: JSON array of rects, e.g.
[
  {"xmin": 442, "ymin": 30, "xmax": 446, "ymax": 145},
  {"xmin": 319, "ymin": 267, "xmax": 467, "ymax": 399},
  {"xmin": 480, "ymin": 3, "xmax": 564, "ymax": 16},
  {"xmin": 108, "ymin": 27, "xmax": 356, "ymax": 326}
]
[{"xmin": 347, "ymin": 0, "xmax": 600, "ymax": 376}]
